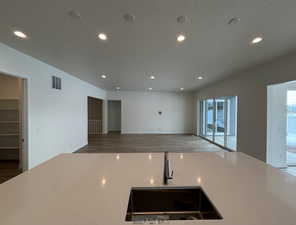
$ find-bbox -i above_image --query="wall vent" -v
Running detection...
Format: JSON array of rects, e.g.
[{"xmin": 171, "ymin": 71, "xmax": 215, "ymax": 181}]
[{"xmin": 52, "ymin": 76, "xmax": 62, "ymax": 90}]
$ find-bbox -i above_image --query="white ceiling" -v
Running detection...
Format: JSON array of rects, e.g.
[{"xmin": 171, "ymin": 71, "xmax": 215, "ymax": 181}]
[{"xmin": 1, "ymin": 0, "xmax": 296, "ymax": 91}]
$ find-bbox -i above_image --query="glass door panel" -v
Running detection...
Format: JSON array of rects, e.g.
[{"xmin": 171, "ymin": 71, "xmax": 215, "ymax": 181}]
[
  {"xmin": 226, "ymin": 96, "xmax": 237, "ymax": 150},
  {"xmin": 199, "ymin": 100, "xmax": 206, "ymax": 137},
  {"xmin": 214, "ymin": 98, "xmax": 225, "ymax": 146},
  {"xmin": 205, "ymin": 99, "xmax": 214, "ymax": 141}
]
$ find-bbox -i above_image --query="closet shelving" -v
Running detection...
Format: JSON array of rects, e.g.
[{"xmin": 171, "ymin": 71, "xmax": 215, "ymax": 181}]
[{"xmin": 0, "ymin": 99, "xmax": 20, "ymax": 160}]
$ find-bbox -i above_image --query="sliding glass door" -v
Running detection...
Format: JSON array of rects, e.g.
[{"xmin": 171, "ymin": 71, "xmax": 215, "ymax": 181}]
[{"xmin": 200, "ymin": 96, "xmax": 237, "ymax": 151}]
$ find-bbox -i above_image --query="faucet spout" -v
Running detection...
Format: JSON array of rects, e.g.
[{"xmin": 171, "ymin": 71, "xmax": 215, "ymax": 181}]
[{"xmin": 164, "ymin": 152, "xmax": 173, "ymax": 185}]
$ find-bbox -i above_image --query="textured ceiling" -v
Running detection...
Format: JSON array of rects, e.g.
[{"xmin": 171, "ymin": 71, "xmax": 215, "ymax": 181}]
[{"xmin": 1, "ymin": 0, "xmax": 296, "ymax": 91}]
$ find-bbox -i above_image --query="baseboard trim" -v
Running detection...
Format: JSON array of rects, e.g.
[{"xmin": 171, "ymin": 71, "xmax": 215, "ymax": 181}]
[{"xmin": 74, "ymin": 144, "xmax": 88, "ymax": 153}]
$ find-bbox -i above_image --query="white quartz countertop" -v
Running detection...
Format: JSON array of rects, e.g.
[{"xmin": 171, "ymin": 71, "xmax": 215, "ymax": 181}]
[{"xmin": 1, "ymin": 152, "xmax": 296, "ymax": 225}]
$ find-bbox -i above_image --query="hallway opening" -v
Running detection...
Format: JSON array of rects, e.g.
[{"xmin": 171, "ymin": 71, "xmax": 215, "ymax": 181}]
[{"xmin": 107, "ymin": 100, "xmax": 121, "ymax": 134}]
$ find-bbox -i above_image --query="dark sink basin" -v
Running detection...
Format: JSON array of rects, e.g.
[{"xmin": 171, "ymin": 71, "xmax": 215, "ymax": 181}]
[{"xmin": 125, "ymin": 186, "xmax": 223, "ymax": 221}]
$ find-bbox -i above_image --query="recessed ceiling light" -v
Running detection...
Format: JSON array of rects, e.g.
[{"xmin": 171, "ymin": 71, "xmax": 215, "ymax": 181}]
[
  {"xmin": 13, "ymin": 30, "xmax": 28, "ymax": 39},
  {"xmin": 98, "ymin": 33, "xmax": 108, "ymax": 41},
  {"xmin": 148, "ymin": 87, "xmax": 152, "ymax": 91},
  {"xmin": 251, "ymin": 36, "xmax": 263, "ymax": 44},
  {"xmin": 101, "ymin": 178, "xmax": 106, "ymax": 185},
  {"xmin": 150, "ymin": 75, "xmax": 155, "ymax": 80},
  {"xmin": 197, "ymin": 76, "xmax": 203, "ymax": 80},
  {"xmin": 116, "ymin": 87, "xmax": 120, "ymax": 91},
  {"xmin": 101, "ymin": 74, "xmax": 107, "ymax": 79},
  {"xmin": 180, "ymin": 88, "xmax": 184, "ymax": 91},
  {"xmin": 177, "ymin": 34, "xmax": 186, "ymax": 42}
]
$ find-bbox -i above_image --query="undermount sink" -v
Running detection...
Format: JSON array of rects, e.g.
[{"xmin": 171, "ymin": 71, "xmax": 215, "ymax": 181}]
[{"xmin": 125, "ymin": 186, "xmax": 223, "ymax": 221}]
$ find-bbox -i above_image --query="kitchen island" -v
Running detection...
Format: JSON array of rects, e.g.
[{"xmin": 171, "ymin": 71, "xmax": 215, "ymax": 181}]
[{"xmin": 0, "ymin": 152, "xmax": 296, "ymax": 225}]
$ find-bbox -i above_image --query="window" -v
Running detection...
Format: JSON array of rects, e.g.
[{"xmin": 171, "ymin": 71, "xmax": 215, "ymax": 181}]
[{"xmin": 200, "ymin": 96, "xmax": 237, "ymax": 151}]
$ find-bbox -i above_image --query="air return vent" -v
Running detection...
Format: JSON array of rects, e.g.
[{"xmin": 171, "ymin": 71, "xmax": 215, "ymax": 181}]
[{"xmin": 52, "ymin": 76, "xmax": 62, "ymax": 90}]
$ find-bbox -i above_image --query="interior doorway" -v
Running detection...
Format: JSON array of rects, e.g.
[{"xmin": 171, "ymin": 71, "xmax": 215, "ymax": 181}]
[
  {"xmin": 0, "ymin": 73, "xmax": 28, "ymax": 183},
  {"xmin": 267, "ymin": 81, "xmax": 296, "ymax": 173},
  {"xmin": 88, "ymin": 97, "xmax": 103, "ymax": 138},
  {"xmin": 107, "ymin": 100, "xmax": 121, "ymax": 133}
]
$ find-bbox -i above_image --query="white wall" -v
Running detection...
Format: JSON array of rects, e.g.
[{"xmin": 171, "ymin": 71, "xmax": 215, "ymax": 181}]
[
  {"xmin": 195, "ymin": 51, "xmax": 296, "ymax": 162},
  {"xmin": 108, "ymin": 101, "xmax": 121, "ymax": 132},
  {"xmin": 107, "ymin": 91, "xmax": 194, "ymax": 134},
  {"xmin": 0, "ymin": 43, "xmax": 106, "ymax": 169}
]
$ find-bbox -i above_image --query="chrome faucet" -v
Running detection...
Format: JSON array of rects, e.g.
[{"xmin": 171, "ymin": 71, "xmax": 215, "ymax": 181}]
[{"xmin": 164, "ymin": 152, "xmax": 173, "ymax": 184}]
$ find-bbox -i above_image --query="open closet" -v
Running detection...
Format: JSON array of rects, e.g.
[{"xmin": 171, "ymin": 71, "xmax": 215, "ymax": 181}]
[{"xmin": 0, "ymin": 73, "xmax": 24, "ymax": 183}]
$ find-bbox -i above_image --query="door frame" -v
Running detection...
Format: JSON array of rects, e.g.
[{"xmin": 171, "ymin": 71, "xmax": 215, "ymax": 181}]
[
  {"xmin": 0, "ymin": 71, "xmax": 29, "ymax": 171},
  {"xmin": 21, "ymin": 79, "xmax": 29, "ymax": 171}
]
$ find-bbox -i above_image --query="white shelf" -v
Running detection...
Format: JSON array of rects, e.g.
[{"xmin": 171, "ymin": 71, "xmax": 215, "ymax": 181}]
[
  {"xmin": 0, "ymin": 147, "xmax": 19, "ymax": 150},
  {"xmin": 0, "ymin": 108, "xmax": 18, "ymax": 111},
  {"xmin": 0, "ymin": 121, "xmax": 19, "ymax": 124},
  {"xmin": 0, "ymin": 134, "xmax": 19, "ymax": 136}
]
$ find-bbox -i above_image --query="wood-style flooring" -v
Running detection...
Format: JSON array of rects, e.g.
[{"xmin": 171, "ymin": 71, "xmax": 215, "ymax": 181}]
[
  {"xmin": 77, "ymin": 134, "xmax": 223, "ymax": 153},
  {"xmin": 0, "ymin": 160, "xmax": 22, "ymax": 184}
]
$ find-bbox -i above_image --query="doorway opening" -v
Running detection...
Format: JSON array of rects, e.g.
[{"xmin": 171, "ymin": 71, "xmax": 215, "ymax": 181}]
[
  {"xmin": 267, "ymin": 81, "xmax": 296, "ymax": 175},
  {"xmin": 0, "ymin": 73, "xmax": 28, "ymax": 184},
  {"xmin": 88, "ymin": 97, "xmax": 103, "ymax": 139},
  {"xmin": 107, "ymin": 100, "xmax": 121, "ymax": 134}
]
